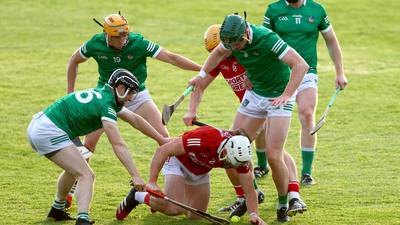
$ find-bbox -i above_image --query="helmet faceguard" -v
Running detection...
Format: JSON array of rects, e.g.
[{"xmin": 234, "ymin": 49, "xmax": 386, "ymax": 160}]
[
  {"xmin": 108, "ymin": 69, "xmax": 139, "ymax": 105},
  {"xmin": 218, "ymin": 135, "xmax": 252, "ymax": 167},
  {"xmin": 220, "ymin": 14, "xmax": 248, "ymax": 49},
  {"xmin": 204, "ymin": 24, "xmax": 221, "ymax": 52},
  {"xmin": 103, "ymin": 14, "xmax": 129, "ymax": 37}
]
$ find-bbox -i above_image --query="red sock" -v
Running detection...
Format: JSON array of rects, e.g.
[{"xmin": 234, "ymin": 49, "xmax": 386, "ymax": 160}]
[
  {"xmin": 234, "ymin": 185, "xmax": 245, "ymax": 198},
  {"xmin": 144, "ymin": 193, "xmax": 151, "ymax": 206},
  {"xmin": 288, "ymin": 181, "xmax": 300, "ymax": 192}
]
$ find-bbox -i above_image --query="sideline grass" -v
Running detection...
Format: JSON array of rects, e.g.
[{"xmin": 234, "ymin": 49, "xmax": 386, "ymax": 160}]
[{"xmin": 0, "ymin": 0, "xmax": 399, "ymax": 224}]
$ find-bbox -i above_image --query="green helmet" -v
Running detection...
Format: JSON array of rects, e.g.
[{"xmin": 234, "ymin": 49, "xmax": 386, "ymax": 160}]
[{"xmin": 220, "ymin": 14, "xmax": 247, "ymax": 46}]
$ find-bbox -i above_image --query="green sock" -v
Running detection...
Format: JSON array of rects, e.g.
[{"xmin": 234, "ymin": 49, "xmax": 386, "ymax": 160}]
[
  {"xmin": 301, "ymin": 148, "xmax": 315, "ymax": 175},
  {"xmin": 256, "ymin": 149, "xmax": 267, "ymax": 169},
  {"xmin": 253, "ymin": 179, "xmax": 258, "ymax": 190},
  {"xmin": 278, "ymin": 195, "xmax": 288, "ymax": 208}
]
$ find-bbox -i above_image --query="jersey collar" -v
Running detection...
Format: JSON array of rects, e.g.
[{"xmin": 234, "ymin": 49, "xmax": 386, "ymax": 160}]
[{"xmin": 285, "ymin": 0, "xmax": 307, "ymax": 6}]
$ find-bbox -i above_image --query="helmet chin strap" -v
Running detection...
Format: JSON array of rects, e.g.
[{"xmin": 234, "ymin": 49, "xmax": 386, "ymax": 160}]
[
  {"xmin": 116, "ymin": 87, "xmax": 130, "ymax": 99},
  {"xmin": 217, "ymin": 139, "xmax": 229, "ymax": 161}
]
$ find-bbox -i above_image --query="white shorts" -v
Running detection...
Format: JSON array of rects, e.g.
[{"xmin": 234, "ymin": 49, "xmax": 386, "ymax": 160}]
[
  {"xmin": 238, "ymin": 90, "xmax": 296, "ymax": 119},
  {"xmin": 297, "ymin": 73, "xmax": 318, "ymax": 93},
  {"xmin": 125, "ymin": 89, "xmax": 153, "ymax": 112},
  {"xmin": 27, "ymin": 112, "xmax": 74, "ymax": 156},
  {"xmin": 162, "ymin": 156, "xmax": 210, "ymax": 185}
]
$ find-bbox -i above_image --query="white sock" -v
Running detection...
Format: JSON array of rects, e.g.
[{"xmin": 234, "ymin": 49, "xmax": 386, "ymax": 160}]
[
  {"xmin": 289, "ymin": 191, "xmax": 300, "ymax": 200},
  {"xmin": 134, "ymin": 192, "xmax": 147, "ymax": 203}
]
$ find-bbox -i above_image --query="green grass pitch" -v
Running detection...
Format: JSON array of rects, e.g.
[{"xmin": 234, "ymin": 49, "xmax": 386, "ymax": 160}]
[{"xmin": 0, "ymin": 0, "xmax": 399, "ymax": 224}]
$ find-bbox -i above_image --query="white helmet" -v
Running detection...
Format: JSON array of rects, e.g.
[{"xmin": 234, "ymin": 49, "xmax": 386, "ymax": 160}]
[{"xmin": 218, "ymin": 135, "xmax": 252, "ymax": 167}]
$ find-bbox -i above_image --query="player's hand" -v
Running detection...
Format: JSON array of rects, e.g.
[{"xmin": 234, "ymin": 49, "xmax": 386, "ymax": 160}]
[
  {"xmin": 249, "ymin": 213, "xmax": 267, "ymax": 225},
  {"xmin": 146, "ymin": 182, "xmax": 161, "ymax": 193},
  {"xmin": 130, "ymin": 176, "xmax": 146, "ymax": 191},
  {"xmin": 243, "ymin": 75, "xmax": 253, "ymax": 90},
  {"xmin": 188, "ymin": 74, "xmax": 203, "ymax": 87},
  {"xmin": 335, "ymin": 74, "xmax": 348, "ymax": 90},
  {"xmin": 183, "ymin": 111, "xmax": 197, "ymax": 126},
  {"xmin": 158, "ymin": 137, "xmax": 170, "ymax": 146},
  {"xmin": 271, "ymin": 94, "xmax": 290, "ymax": 107}
]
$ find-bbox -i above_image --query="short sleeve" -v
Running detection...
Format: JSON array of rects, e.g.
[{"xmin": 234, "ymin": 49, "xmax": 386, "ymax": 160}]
[
  {"xmin": 318, "ymin": 5, "xmax": 331, "ymax": 33},
  {"xmin": 263, "ymin": 6, "xmax": 273, "ymax": 30},
  {"xmin": 142, "ymin": 38, "xmax": 161, "ymax": 58},
  {"xmin": 263, "ymin": 33, "xmax": 289, "ymax": 60},
  {"xmin": 101, "ymin": 106, "xmax": 118, "ymax": 124}
]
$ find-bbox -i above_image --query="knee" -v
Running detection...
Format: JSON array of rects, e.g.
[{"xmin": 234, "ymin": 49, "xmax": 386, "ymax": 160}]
[
  {"xmin": 298, "ymin": 108, "xmax": 315, "ymax": 124},
  {"xmin": 266, "ymin": 149, "xmax": 284, "ymax": 165},
  {"xmin": 77, "ymin": 168, "xmax": 95, "ymax": 183}
]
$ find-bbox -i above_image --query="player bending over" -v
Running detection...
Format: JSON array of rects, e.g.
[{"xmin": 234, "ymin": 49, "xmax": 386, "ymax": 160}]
[
  {"xmin": 116, "ymin": 125, "xmax": 267, "ymax": 225},
  {"xmin": 27, "ymin": 69, "xmax": 168, "ymax": 225}
]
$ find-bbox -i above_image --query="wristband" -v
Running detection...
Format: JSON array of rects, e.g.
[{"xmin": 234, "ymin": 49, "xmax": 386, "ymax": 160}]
[{"xmin": 198, "ymin": 69, "xmax": 207, "ymax": 78}]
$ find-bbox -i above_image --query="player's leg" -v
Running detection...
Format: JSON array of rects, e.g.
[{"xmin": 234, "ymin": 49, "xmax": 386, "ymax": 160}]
[
  {"xmin": 284, "ymin": 151, "xmax": 307, "ymax": 216},
  {"xmin": 254, "ymin": 124, "xmax": 269, "ymax": 178},
  {"xmin": 184, "ymin": 176, "xmax": 210, "ymax": 219},
  {"xmin": 48, "ymin": 145, "xmax": 95, "ymax": 224},
  {"xmin": 27, "ymin": 112, "xmax": 94, "ymax": 223},
  {"xmin": 126, "ymin": 90, "xmax": 169, "ymax": 137},
  {"xmin": 296, "ymin": 78, "xmax": 318, "ymax": 185},
  {"xmin": 265, "ymin": 116, "xmax": 291, "ymax": 221}
]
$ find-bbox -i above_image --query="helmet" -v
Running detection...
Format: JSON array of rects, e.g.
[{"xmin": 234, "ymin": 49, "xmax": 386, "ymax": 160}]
[
  {"xmin": 108, "ymin": 68, "xmax": 139, "ymax": 99},
  {"xmin": 204, "ymin": 24, "xmax": 221, "ymax": 52},
  {"xmin": 219, "ymin": 135, "xmax": 252, "ymax": 167},
  {"xmin": 103, "ymin": 14, "xmax": 129, "ymax": 36},
  {"xmin": 220, "ymin": 14, "xmax": 247, "ymax": 46}
]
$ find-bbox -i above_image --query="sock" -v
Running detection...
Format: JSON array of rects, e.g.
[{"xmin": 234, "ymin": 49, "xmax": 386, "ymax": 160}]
[
  {"xmin": 288, "ymin": 181, "xmax": 300, "ymax": 199},
  {"xmin": 301, "ymin": 148, "xmax": 315, "ymax": 175},
  {"xmin": 68, "ymin": 181, "xmax": 77, "ymax": 196},
  {"xmin": 253, "ymin": 179, "xmax": 259, "ymax": 191},
  {"xmin": 234, "ymin": 186, "xmax": 245, "ymax": 199},
  {"xmin": 256, "ymin": 149, "xmax": 267, "ymax": 169},
  {"xmin": 134, "ymin": 191, "xmax": 148, "ymax": 203},
  {"xmin": 52, "ymin": 198, "xmax": 65, "ymax": 210},
  {"xmin": 277, "ymin": 195, "xmax": 288, "ymax": 209},
  {"xmin": 77, "ymin": 212, "xmax": 90, "ymax": 221}
]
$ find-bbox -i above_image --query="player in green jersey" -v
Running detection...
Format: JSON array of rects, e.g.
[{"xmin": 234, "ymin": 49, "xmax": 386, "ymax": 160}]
[
  {"xmin": 65, "ymin": 13, "xmax": 201, "ymax": 206},
  {"xmin": 190, "ymin": 14, "xmax": 309, "ymax": 221},
  {"xmin": 27, "ymin": 69, "xmax": 169, "ymax": 225},
  {"xmin": 67, "ymin": 13, "xmax": 201, "ymax": 150},
  {"xmin": 263, "ymin": 0, "xmax": 348, "ymax": 185}
]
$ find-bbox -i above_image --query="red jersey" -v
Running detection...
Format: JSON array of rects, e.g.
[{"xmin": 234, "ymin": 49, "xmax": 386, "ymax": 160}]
[
  {"xmin": 209, "ymin": 56, "xmax": 247, "ymax": 101},
  {"xmin": 177, "ymin": 126, "xmax": 250, "ymax": 175}
]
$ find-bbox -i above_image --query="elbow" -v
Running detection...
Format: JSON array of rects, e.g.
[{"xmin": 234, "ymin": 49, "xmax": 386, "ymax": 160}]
[{"xmin": 301, "ymin": 61, "xmax": 310, "ymax": 74}]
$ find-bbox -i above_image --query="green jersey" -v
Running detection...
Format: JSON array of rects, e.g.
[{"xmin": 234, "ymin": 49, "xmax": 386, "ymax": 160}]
[
  {"xmin": 229, "ymin": 24, "xmax": 290, "ymax": 97},
  {"xmin": 263, "ymin": 0, "xmax": 331, "ymax": 74},
  {"xmin": 80, "ymin": 32, "xmax": 161, "ymax": 91},
  {"xmin": 44, "ymin": 85, "xmax": 122, "ymax": 139}
]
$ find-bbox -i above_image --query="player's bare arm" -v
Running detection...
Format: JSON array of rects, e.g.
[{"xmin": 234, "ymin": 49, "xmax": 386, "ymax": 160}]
[
  {"xmin": 183, "ymin": 75, "xmax": 215, "ymax": 126},
  {"xmin": 322, "ymin": 28, "xmax": 348, "ymax": 89},
  {"xmin": 239, "ymin": 171, "xmax": 267, "ymax": 225},
  {"xmin": 273, "ymin": 48, "xmax": 309, "ymax": 106},
  {"xmin": 66, "ymin": 49, "xmax": 87, "ymax": 93},
  {"xmin": 118, "ymin": 108, "xmax": 169, "ymax": 145},
  {"xmin": 155, "ymin": 49, "xmax": 202, "ymax": 71},
  {"xmin": 148, "ymin": 138, "xmax": 185, "ymax": 189},
  {"xmin": 103, "ymin": 120, "xmax": 145, "ymax": 190}
]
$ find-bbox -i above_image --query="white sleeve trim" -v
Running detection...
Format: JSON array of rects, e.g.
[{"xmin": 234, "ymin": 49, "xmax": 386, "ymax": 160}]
[
  {"xmin": 101, "ymin": 116, "xmax": 117, "ymax": 124},
  {"xmin": 321, "ymin": 25, "xmax": 332, "ymax": 33},
  {"xmin": 117, "ymin": 107, "xmax": 129, "ymax": 115},
  {"xmin": 79, "ymin": 47, "xmax": 89, "ymax": 59},
  {"xmin": 278, "ymin": 46, "xmax": 290, "ymax": 60},
  {"xmin": 152, "ymin": 46, "xmax": 162, "ymax": 58}
]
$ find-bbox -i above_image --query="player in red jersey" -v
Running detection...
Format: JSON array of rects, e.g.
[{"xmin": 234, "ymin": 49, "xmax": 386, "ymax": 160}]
[
  {"xmin": 116, "ymin": 126, "xmax": 267, "ymax": 225},
  {"xmin": 183, "ymin": 24, "xmax": 306, "ymax": 219}
]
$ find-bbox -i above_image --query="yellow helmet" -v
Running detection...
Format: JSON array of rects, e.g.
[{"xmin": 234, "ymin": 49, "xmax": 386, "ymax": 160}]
[
  {"xmin": 103, "ymin": 14, "xmax": 129, "ymax": 36},
  {"xmin": 204, "ymin": 24, "xmax": 221, "ymax": 52}
]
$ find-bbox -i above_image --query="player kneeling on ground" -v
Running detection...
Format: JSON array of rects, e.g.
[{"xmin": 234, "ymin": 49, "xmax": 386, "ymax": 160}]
[
  {"xmin": 27, "ymin": 69, "xmax": 168, "ymax": 225},
  {"xmin": 116, "ymin": 125, "xmax": 267, "ymax": 225}
]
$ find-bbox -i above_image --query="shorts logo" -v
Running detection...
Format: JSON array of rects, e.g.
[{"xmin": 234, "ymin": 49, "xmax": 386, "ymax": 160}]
[{"xmin": 242, "ymin": 99, "xmax": 250, "ymax": 107}]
